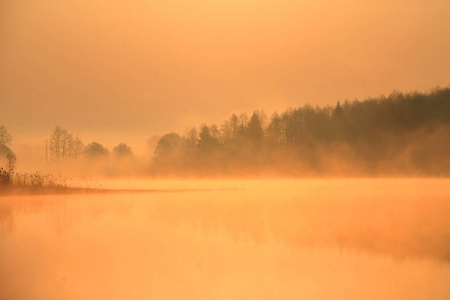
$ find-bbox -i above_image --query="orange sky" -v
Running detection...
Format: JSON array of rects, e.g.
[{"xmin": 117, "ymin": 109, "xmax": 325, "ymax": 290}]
[{"xmin": 1, "ymin": 0, "xmax": 449, "ymax": 145}]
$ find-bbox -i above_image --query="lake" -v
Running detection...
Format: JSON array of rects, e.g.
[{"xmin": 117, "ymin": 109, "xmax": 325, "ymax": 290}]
[{"xmin": 1, "ymin": 179, "xmax": 450, "ymax": 299}]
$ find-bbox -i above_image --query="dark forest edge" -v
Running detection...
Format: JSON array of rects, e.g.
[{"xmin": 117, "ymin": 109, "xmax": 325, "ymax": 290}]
[
  {"xmin": 151, "ymin": 86, "xmax": 450, "ymax": 177},
  {"xmin": 2, "ymin": 85, "xmax": 450, "ymax": 180}
]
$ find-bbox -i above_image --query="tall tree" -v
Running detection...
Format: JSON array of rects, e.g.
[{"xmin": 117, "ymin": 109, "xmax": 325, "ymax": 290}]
[
  {"xmin": 185, "ymin": 127, "xmax": 198, "ymax": 147},
  {"xmin": 247, "ymin": 112, "xmax": 264, "ymax": 145},
  {"xmin": 198, "ymin": 124, "xmax": 219, "ymax": 151},
  {"xmin": 266, "ymin": 112, "xmax": 284, "ymax": 146},
  {"xmin": 210, "ymin": 124, "xmax": 221, "ymax": 141},
  {"xmin": 220, "ymin": 120, "xmax": 233, "ymax": 144},
  {"xmin": 49, "ymin": 126, "xmax": 67, "ymax": 161},
  {"xmin": 229, "ymin": 114, "xmax": 239, "ymax": 137},
  {"xmin": 0, "ymin": 125, "xmax": 12, "ymax": 146},
  {"xmin": 6, "ymin": 152, "xmax": 16, "ymax": 175},
  {"xmin": 49, "ymin": 127, "xmax": 83, "ymax": 161},
  {"xmin": 73, "ymin": 136, "xmax": 84, "ymax": 159},
  {"xmin": 0, "ymin": 127, "xmax": 15, "ymax": 176}
]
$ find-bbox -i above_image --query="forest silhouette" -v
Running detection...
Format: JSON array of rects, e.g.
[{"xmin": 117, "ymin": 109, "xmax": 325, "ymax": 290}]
[
  {"xmin": 151, "ymin": 87, "xmax": 450, "ymax": 177},
  {"xmin": 2, "ymin": 86, "xmax": 450, "ymax": 178}
]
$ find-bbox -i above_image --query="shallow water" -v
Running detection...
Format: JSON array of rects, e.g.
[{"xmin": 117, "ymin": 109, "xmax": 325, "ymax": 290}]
[{"xmin": 1, "ymin": 179, "xmax": 450, "ymax": 299}]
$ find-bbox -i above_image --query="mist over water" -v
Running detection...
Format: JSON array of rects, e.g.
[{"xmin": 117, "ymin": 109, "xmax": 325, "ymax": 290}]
[
  {"xmin": 1, "ymin": 179, "xmax": 450, "ymax": 299},
  {"xmin": 2, "ymin": 0, "xmax": 450, "ymax": 298}
]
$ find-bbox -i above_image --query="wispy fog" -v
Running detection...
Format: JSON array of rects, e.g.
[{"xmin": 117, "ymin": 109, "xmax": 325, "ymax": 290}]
[{"xmin": 3, "ymin": 87, "xmax": 449, "ymax": 178}]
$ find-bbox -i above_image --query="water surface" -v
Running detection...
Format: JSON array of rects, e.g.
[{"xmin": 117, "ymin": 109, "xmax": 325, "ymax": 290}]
[{"xmin": 1, "ymin": 179, "xmax": 450, "ymax": 299}]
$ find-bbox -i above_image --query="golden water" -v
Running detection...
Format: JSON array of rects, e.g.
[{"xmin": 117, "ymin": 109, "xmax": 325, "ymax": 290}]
[{"xmin": 1, "ymin": 179, "xmax": 450, "ymax": 299}]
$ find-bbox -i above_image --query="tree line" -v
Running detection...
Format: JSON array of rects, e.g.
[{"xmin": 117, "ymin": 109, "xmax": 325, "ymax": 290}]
[
  {"xmin": 45, "ymin": 126, "xmax": 133, "ymax": 162},
  {"xmin": 152, "ymin": 86, "xmax": 450, "ymax": 176},
  {"xmin": 1, "ymin": 124, "xmax": 136, "ymax": 181},
  {"xmin": 2, "ymin": 86, "xmax": 450, "ymax": 177}
]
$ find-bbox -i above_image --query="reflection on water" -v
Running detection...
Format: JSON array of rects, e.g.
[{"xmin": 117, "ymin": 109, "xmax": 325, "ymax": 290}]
[{"xmin": 1, "ymin": 179, "xmax": 450, "ymax": 299}]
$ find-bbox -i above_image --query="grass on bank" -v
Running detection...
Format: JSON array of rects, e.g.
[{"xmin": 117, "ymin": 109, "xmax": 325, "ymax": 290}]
[{"xmin": 0, "ymin": 168, "xmax": 86, "ymax": 195}]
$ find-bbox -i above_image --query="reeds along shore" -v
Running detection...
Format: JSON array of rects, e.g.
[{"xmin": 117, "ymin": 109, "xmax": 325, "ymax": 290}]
[{"xmin": 0, "ymin": 169, "xmax": 75, "ymax": 195}]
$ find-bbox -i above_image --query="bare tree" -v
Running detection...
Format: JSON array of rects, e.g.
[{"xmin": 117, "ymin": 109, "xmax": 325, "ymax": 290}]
[
  {"xmin": 50, "ymin": 126, "xmax": 65, "ymax": 161},
  {"xmin": 7, "ymin": 152, "xmax": 16, "ymax": 175},
  {"xmin": 184, "ymin": 127, "xmax": 198, "ymax": 147},
  {"xmin": 220, "ymin": 120, "xmax": 232, "ymax": 144},
  {"xmin": 210, "ymin": 124, "xmax": 221, "ymax": 141},
  {"xmin": 73, "ymin": 136, "xmax": 84, "ymax": 159},
  {"xmin": 49, "ymin": 127, "xmax": 83, "ymax": 161},
  {"xmin": 45, "ymin": 138, "xmax": 49, "ymax": 162}
]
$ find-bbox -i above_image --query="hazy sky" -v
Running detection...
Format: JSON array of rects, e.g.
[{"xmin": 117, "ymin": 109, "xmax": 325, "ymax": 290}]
[{"xmin": 1, "ymin": 0, "xmax": 449, "ymax": 144}]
